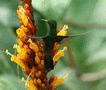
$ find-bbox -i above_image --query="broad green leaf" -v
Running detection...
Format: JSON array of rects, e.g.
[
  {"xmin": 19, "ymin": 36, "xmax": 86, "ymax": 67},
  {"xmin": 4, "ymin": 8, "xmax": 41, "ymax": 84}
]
[
  {"xmin": 32, "ymin": 0, "xmax": 72, "ymax": 21},
  {"xmin": 0, "ymin": 0, "xmax": 18, "ymax": 27},
  {"xmin": 33, "ymin": 9, "xmax": 48, "ymax": 36},
  {"xmin": 92, "ymin": 79, "xmax": 106, "ymax": 90},
  {"xmin": 0, "ymin": 25, "xmax": 17, "ymax": 74},
  {"xmin": 91, "ymin": 0, "xmax": 106, "ymax": 24},
  {"xmin": 63, "ymin": 0, "xmax": 97, "ymax": 23},
  {"xmin": 83, "ymin": 30, "xmax": 106, "ymax": 73},
  {"xmin": 0, "ymin": 75, "xmax": 27, "ymax": 90}
]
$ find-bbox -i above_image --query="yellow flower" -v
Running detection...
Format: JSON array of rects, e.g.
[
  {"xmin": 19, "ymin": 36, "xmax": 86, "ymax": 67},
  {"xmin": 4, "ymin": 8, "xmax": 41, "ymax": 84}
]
[
  {"xmin": 25, "ymin": 80, "xmax": 38, "ymax": 90},
  {"xmin": 57, "ymin": 25, "xmax": 68, "ymax": 36},
  {"xmin": 53, "ymin": 47, "xmax": 67, "ymax": 64},
  {"xmin": 7, "ymin": 0, "xmax": 69, "ymax": 90},
  {"xmin": 49, "ymin": 74, "xmax": 68, "ymax": 90}
]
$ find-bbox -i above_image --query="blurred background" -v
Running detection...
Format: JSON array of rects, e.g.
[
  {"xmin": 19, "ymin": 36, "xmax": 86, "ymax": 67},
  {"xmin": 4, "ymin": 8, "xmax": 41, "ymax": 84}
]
[{"xmin": 0, "ymin": 0, "xmax": 106, "ymax": 90}]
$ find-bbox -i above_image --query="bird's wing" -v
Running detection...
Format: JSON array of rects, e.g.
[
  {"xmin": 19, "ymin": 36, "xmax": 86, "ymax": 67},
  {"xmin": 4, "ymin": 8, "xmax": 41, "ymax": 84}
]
[{"xmin": 57, "ymin": 31, "xmax": 90, "ymax": 43}]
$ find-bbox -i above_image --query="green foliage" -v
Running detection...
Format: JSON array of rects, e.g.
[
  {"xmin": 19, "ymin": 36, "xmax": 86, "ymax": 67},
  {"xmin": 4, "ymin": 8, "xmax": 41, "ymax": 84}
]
[
  {"xmin": 0, "ymin": 0, "xmax": 106, "ymax": 90},
  {"xmin": 0, "ymin": 0, "xmax": 18, "ymax": 27},
  {"xmin": 32, "ymin": 0, "xmax": 72, "ymax": 21},
  {"xmin": 0, "ymin": 25, "xmax": 17, "ymax": 75},
  {"xmin": 0, "ymin": 75, "xmax": 26, "ymax": 90}
]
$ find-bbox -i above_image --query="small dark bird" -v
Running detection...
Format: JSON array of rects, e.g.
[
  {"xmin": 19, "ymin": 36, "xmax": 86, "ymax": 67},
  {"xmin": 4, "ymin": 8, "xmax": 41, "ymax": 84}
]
[
  {"xmin": 28, "ymin": 19, "xmax": 89, "ymax": 73},
  {"xmin": 41, "ymin": 19, "xmax": 68, "ymax": 73}
]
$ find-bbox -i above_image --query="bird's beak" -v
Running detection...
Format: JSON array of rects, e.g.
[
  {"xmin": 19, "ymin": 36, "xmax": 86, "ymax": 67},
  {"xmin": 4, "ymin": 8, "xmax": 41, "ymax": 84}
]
[{"xmin": 41, "ymin": 19, "xmax": 48, "ymax": 23}]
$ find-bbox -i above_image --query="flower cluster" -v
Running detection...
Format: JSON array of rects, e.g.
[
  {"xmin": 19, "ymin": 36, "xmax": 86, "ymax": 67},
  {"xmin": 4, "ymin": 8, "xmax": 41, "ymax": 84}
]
[{"xmin": 6, "ymin": 0, "xmax": 69, "ymax": 90}]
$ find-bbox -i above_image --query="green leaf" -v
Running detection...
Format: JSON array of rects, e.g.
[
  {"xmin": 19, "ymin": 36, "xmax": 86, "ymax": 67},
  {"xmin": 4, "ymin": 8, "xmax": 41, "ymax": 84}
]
[
  {"xmin": 32, "ymin": 0, "xmax": 72, "ymax": 21},
  {"xmin": 83, "ymin": 30, "xmax": 106, "ymax": 73},
  {"xmin": 63, "ymin": 0, "xmax": 97, "ymax": 23},
  {"xmin": 93, "ymin": 79, "xmax": 106, "ymax": 90},
  {"xmin": 0, "ymin": 75, "xmax": 27, "ymax": 90},
  {"xmin": 0, "ymin": 25, "xmax": 17, "ymax": 74},
  {"xmin": 0, "ymin": 0, "xmax": 18, "ymax": 27}
]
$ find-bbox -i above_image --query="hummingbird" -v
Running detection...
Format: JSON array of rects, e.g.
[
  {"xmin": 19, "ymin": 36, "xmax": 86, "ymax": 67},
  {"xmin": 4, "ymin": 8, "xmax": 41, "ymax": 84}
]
[
  {"xmin": 41, "ymin": 19, "xmax": 69, "ymax": 73},
  {"xmin": 28, "ymin": 19, "xmax": 89, "ymax": 73}
]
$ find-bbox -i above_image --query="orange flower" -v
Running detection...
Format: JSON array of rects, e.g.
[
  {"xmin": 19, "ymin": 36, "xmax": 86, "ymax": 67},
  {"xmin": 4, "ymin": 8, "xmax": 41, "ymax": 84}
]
[{"xmin": 6, "ymin": 0, "xmax": 69, "ymax": 90}]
